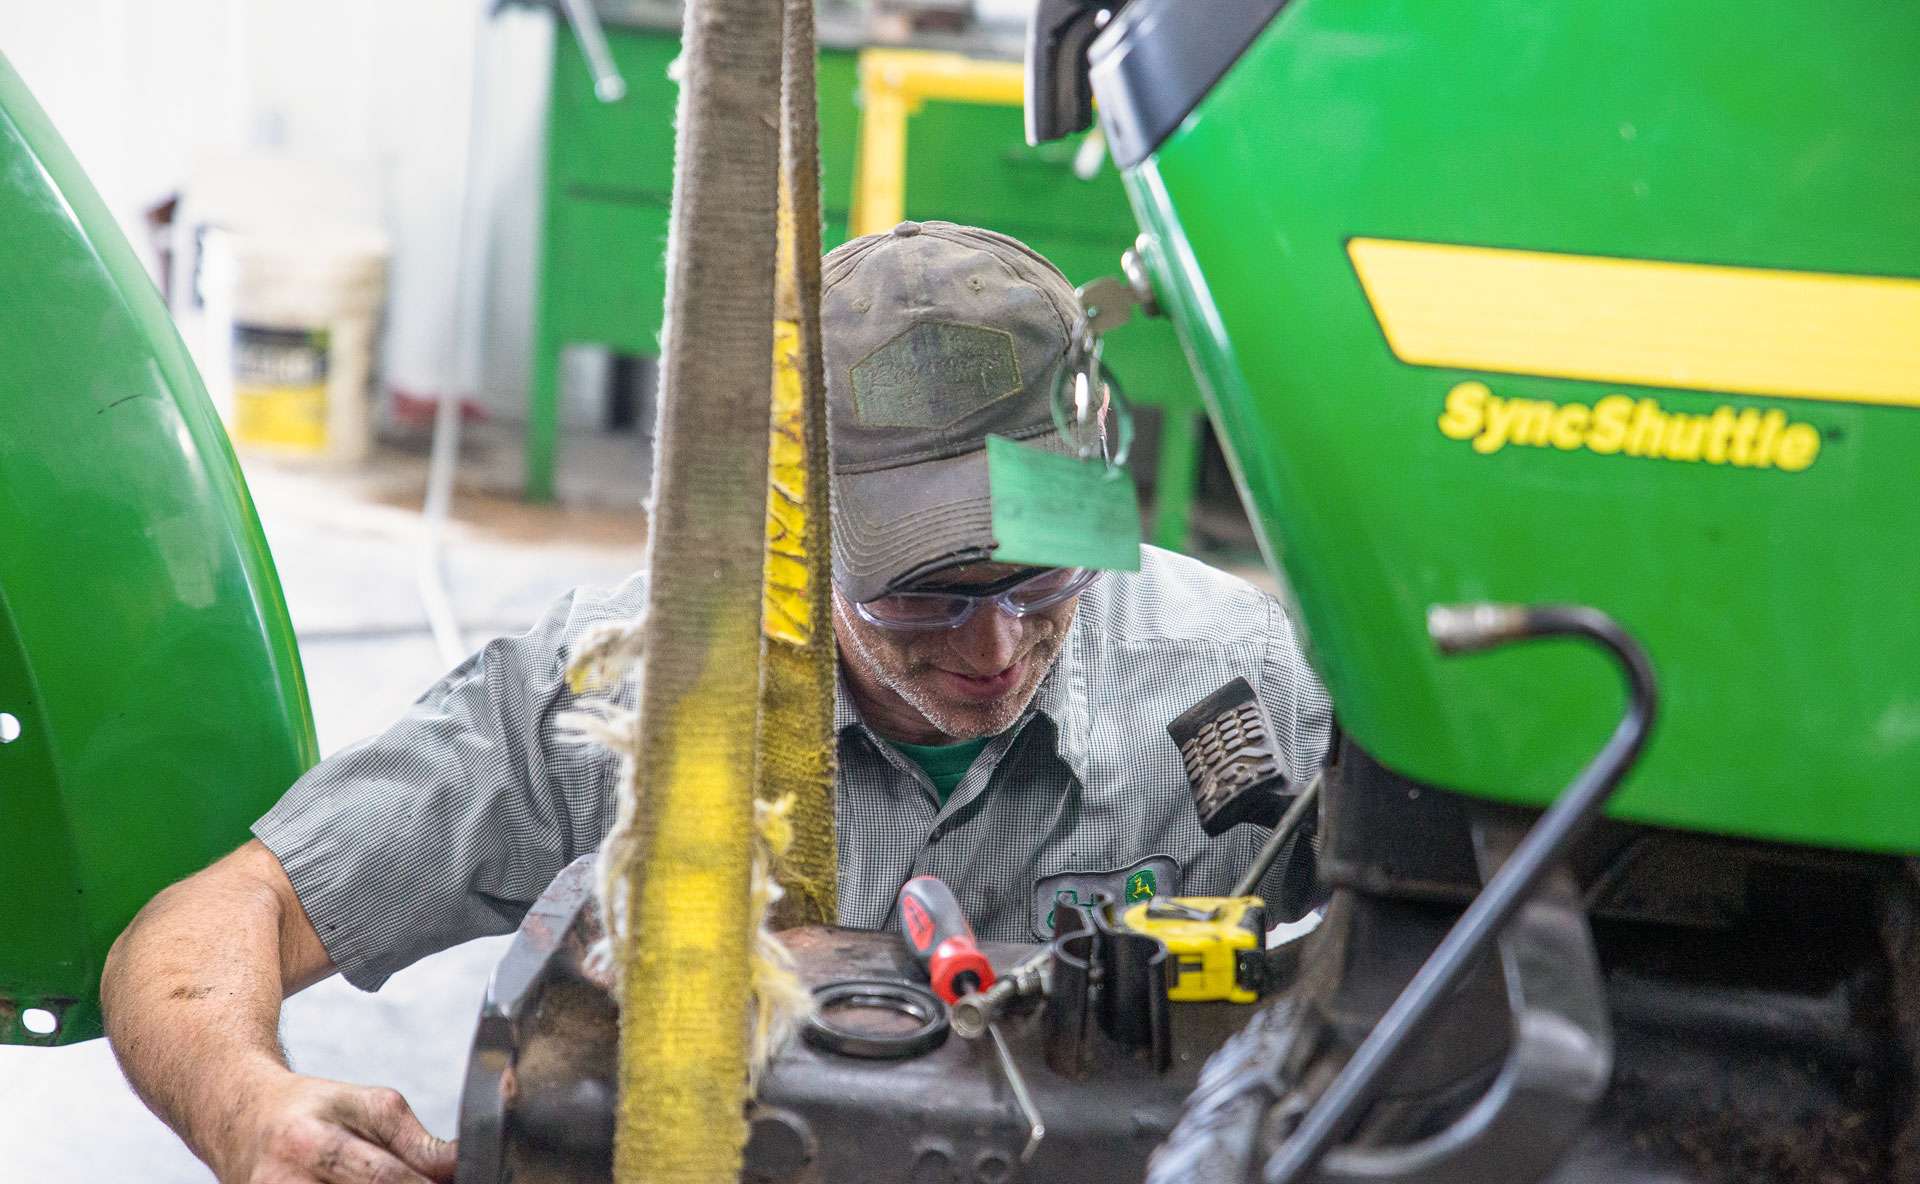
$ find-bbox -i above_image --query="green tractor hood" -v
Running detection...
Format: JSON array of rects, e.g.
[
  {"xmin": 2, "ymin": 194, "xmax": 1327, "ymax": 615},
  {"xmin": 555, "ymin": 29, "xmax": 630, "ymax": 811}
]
[{"xmin": 1077, "ymin": 0, "xmax": 1920, "ymax": 853}]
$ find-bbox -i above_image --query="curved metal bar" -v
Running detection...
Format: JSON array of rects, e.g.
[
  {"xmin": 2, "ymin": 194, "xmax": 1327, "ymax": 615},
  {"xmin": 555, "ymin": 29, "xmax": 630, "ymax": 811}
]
[
  {"xmin": 1314, "ymin": 826, "xmax": 1612, "ymax": 1184},
  {"xmin": 1263, "ymin": 603, "xmax": 1656, "ymax": 1184}
]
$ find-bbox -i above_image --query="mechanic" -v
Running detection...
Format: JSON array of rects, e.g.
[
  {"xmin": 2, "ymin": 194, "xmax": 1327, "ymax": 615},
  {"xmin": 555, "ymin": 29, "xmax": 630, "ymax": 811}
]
[{"xmin": 99, "ymin": 221, "xmax": 1333, "ymax": 1184}]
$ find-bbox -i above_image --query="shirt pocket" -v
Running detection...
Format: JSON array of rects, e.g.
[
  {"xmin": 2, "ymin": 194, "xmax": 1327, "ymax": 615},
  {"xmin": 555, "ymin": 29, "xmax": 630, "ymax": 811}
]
[{"xmin": 1028, "ymin": 853, "xmax": 1181, "ymax": 939}]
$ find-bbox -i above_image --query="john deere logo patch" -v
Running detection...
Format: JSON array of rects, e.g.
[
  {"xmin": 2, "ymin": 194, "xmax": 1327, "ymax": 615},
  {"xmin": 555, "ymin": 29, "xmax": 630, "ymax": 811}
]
[
  {"xmin": 1125, "ymin": 869, "xmax": 1158, "ymax": 903},
  {"xmin": 1031, "ymin": 855, "xmax": 1179, "ymax": 938}
]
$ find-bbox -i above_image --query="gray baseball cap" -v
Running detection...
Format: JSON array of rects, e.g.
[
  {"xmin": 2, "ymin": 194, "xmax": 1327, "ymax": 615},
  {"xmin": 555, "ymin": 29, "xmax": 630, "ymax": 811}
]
[{"xmin": 825, "ymin": 220, "xmax": 1084, "ymax": 603}]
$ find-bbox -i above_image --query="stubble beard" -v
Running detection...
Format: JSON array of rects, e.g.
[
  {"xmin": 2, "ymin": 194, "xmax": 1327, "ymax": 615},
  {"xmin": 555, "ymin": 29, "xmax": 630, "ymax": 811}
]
[{"xmin": 844, "ymin": 615, "xmax": 1073, "ymax": 741}]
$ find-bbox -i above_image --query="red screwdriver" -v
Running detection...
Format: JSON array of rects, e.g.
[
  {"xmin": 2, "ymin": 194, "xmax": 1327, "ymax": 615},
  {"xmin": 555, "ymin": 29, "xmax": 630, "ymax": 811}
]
[
  {"xmin": 898, "ymin": 874, "xmax": 997, "ymax": 1002},
  {"xmin": 896, "ymin": 875, "xmax": 1045, "ymax": 1161}
]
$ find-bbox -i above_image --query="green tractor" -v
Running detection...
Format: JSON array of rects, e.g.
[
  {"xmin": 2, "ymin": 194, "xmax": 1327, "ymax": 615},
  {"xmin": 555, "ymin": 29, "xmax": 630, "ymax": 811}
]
[
  {"xmin": 1026, "ymin": 0, "xmax": 1920, "ymax": 1179},
  {"xmin": 467, "ymin": 6, "xmax": 1920, "ymax": 1179}
]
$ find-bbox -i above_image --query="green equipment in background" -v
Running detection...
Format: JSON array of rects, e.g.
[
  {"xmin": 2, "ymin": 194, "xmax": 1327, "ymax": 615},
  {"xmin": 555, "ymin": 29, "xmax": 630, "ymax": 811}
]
[
  {"xmin": 526, "ymin": 10, "xmax": 1209, "ymax": 550},
  {"xmin": 0, "ymin": 54, "xmax": 318, "ymax": 1045},
  {"xmin": 1093, "ymin": 0, "xmax": 1920, "ymax": 852}
]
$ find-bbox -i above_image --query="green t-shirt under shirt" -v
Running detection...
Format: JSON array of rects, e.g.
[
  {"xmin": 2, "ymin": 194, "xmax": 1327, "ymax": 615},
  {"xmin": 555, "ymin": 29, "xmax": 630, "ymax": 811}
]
[{"xmin": 893, "ymin": 736, "xmax": 992, "ymax": 806}]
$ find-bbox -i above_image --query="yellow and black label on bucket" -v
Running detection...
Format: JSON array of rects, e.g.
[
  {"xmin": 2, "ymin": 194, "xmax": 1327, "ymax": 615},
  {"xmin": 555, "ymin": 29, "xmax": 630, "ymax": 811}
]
[{"xmin": 233, "ymin": 324, "xmax": 329, "ymax": 452}]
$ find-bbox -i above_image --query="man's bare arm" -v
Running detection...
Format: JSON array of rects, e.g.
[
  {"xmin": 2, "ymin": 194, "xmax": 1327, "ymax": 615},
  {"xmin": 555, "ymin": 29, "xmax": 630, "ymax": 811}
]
[{"xmin": 101, "ymin": 840, "xmax": 455, "ymax": 1184}]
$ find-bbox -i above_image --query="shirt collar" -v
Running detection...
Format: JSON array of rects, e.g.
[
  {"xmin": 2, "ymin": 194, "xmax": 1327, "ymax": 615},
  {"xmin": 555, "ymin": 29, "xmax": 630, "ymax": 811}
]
[
  {"xmin": 832, "ymin": 670, "xmax": 862, "ymax": 734},
  {"xmin": 1033, "ymin": 610, "xmax": 1091, "ymax": 784}
]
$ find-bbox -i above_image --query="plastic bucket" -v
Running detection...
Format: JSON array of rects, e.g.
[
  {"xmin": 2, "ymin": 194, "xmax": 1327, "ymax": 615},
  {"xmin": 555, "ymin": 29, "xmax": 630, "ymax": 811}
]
[{"xmin": 201, "ymin": 225, "xmax": 389, "ymax": 462}]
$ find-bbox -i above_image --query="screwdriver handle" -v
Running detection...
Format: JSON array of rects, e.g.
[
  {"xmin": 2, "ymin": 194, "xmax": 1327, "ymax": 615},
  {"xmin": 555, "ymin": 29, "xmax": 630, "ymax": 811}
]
[{"xmin": 898, "ymin": 875, "xmax": 996, "ymax": 1004}]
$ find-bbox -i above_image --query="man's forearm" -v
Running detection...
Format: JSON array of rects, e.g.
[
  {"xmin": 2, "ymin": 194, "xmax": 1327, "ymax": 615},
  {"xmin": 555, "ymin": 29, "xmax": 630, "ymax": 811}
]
[
  {"xmin": 102, "ymin": 867, "xmax": 299, "ymax": 1175},
  {"xmin": 103, "ymin": 843, "xmax": 453, "ymax": 1184},
  {"xmin": 102, "ymin": 840, "xmax": 341, "ymax": 1176}
]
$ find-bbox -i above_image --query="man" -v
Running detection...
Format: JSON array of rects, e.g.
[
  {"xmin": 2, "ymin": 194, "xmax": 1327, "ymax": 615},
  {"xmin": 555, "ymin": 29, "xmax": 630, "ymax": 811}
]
[{"xmin": 101, "ymin": 222, "xmax": 1333, "ymax": 1184}]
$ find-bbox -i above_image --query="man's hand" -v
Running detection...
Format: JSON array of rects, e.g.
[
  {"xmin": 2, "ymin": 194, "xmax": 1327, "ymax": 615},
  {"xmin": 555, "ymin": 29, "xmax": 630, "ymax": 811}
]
[
  {"xmin": 215, "ymin": 1069, "xmax": 455, "ymax": 1184},
  {"xmin": 101, "ymin": 841, "xmax": 455, "ymax": 1184}
]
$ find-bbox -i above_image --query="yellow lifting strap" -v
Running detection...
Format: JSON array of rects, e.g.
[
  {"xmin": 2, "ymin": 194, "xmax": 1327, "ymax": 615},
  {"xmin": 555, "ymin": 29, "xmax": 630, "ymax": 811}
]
[
  {"xmin": 593, "ymin": 0, "xmax": 836, "ymax": 1179},
  {"xmin": 759, "ymin": 0, "xmax": 839, "ymax": 930}
]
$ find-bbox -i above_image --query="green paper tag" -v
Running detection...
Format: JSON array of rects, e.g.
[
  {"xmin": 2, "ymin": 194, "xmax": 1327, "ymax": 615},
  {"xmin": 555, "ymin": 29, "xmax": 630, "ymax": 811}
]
[{"xmin": 987, "ymin": 434, "xmax": 1142, "ymax": 572}]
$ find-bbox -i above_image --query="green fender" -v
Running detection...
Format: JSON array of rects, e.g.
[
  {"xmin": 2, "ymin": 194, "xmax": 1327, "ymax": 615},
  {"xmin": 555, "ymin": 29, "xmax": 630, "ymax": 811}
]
[{"xmin": 0, "ymin": 54, "xmax": 317, "ymax": 1045}]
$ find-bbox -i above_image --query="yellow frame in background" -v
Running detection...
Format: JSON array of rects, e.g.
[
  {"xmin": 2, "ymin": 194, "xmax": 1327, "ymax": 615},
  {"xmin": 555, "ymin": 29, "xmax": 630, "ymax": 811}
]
[{"xmin": 851, "ymin": 49, "xmax": 1027, "ymax": 237}]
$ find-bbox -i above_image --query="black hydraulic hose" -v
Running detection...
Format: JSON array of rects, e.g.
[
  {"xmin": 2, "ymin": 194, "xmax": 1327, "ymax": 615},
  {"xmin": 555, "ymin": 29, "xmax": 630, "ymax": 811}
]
[{"xmin": 1263, "ymin": 603, "xmax": 1656, "ymax": 1184}]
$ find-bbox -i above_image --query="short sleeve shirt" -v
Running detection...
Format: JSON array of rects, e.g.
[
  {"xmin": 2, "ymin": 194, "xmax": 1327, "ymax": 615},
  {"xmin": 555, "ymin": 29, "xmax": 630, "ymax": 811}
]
[{"xmin": 254, "ymin": 545, "xmax": 1334, "ymax": 990}]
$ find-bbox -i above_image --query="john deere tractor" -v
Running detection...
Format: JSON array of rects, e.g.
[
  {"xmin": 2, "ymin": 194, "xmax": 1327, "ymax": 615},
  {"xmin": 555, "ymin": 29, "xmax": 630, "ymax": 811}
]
[{"xmin": 1021, "ymin": 2, "xmax": 1920, "ymax": 1180}]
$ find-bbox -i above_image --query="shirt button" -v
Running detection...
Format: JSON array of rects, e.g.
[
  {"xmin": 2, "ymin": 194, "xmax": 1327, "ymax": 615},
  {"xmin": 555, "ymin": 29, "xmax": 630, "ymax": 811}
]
[{"xmin": 929, "ymin": 825, "xmax": 946, "ymax": 843}]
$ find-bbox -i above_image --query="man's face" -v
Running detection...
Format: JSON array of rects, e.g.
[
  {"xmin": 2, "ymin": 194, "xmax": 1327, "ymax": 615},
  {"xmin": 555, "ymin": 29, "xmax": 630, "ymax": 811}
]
[{"xmin": 832, "ymin": 562, "xmax": 1083, "ymax": 744}]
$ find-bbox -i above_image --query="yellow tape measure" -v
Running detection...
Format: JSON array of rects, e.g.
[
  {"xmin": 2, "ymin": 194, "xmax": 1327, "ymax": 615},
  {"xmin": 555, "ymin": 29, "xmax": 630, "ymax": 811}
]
[{"xmin": 1121, "ymin": 896, "xmax": 1267, "ymax": 1004}]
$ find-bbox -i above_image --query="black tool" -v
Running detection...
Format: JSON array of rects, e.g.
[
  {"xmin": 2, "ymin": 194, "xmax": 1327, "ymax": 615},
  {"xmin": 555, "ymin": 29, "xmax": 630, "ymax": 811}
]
[{"xmin": 1168, "ymin": 677, "xmax": 1294, "ymax": 834}]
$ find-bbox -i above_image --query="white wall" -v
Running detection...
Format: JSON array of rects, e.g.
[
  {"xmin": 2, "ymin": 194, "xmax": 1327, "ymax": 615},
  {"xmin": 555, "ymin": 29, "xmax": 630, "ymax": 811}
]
[{"xmin": 0, "ymin": 0, "xmax": 553, "ymax": 419}]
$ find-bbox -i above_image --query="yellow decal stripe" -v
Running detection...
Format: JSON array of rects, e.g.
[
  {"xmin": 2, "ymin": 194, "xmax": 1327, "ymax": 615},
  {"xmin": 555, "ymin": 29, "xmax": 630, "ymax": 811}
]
[{"xmin": 1349, "ymin": 238, "xmax": 1920, "ymax": 408}]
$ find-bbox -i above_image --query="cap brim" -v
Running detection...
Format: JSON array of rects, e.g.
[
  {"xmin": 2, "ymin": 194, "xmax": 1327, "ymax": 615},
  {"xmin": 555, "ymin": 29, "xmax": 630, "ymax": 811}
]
[
  {"xmin": 832, "ymin": 445, "xmax": 998, "ymax": 603},
  {"xmin": 834, "ymin": 431, "xmax": 1099, "ymax": 601}
]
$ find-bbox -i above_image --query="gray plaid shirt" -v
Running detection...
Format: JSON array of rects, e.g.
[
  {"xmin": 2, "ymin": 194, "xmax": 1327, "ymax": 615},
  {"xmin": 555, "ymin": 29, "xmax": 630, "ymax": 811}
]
[{"xmin": 256, "ymin": 545, "xmax": 1333, "ymax": 991}]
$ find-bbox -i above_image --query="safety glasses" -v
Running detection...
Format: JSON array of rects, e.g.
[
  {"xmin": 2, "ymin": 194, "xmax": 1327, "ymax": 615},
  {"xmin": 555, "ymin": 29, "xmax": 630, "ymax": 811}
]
[{"xmin": 852, "ymin": 567, "xmax": 1098, "ymax": 632}]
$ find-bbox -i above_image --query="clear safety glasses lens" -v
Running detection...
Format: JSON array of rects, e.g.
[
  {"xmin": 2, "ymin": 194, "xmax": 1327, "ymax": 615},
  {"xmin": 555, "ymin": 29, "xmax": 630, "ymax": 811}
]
[{"xmin": 855, "ymin": 567, "xmax": 1098, "ymax": 631}]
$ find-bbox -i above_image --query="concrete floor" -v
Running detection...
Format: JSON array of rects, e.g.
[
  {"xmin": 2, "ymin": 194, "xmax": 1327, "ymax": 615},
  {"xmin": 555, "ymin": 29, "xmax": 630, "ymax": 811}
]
[{"xmin": 0, "ymin": 425, "xmax": 651, "ymax": 1182}]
